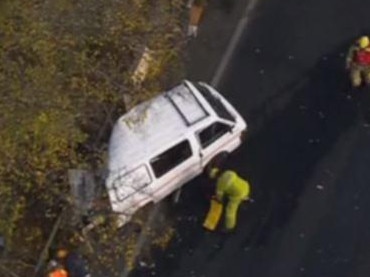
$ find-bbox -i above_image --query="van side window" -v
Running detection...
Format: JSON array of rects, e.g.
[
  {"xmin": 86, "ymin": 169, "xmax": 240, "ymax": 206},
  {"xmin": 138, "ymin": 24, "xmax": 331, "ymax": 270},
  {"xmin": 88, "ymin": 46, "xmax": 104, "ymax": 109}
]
[
  {"xmin": 198, "ymin": 122, "xmax": 230, "ymax": 148},
  {"xmin": 150, "ymin": 140, "xmax": 192, "ymax": 178},
  {"xmin": 194, "ymin": 84, "xmax": 235, "ymax": 122}
]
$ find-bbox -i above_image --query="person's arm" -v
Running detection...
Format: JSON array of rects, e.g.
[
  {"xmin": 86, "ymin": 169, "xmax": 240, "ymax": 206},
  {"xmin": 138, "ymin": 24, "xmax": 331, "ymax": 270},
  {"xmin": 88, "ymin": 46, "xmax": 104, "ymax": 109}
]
[{"xmin": 346, "ymin": 45, "xmax": 357, "ymax": 69}]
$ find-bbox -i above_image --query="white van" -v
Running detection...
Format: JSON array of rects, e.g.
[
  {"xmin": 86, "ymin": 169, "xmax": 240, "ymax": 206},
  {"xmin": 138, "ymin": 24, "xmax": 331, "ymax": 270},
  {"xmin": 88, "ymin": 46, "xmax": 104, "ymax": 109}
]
[{"xmin": 106, "ymin": 80, "xmax": 247, "ymax": 226}]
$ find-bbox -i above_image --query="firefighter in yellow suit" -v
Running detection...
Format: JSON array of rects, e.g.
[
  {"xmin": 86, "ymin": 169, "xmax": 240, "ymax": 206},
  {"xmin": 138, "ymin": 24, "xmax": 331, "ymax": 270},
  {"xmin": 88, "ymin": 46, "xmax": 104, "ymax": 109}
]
[
  {"xmin": 209, "ymin": 167, "xmax": 251, "ymax": 230},
  {"xmin": 346, "ymin": 36, "xmax": 370, "ymax": 87}
]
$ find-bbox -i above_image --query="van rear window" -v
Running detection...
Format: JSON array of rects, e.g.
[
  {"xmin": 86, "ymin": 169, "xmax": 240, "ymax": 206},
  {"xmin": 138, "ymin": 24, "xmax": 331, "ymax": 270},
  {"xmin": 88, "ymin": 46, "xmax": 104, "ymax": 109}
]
[
  {"xmin": 195, "ymin": 84, "xmax": 235, "ymax": 122},
  {"xmin": 150, "ymin": 140, "xmax": 192, "ymax": 178}
]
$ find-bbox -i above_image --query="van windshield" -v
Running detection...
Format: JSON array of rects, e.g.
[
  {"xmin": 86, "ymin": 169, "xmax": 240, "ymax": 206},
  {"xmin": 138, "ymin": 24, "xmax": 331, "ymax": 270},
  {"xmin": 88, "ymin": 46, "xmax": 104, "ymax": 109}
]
[{"xmin": 195, "ymin": 84, "xmax": 235, "ymax": 122}]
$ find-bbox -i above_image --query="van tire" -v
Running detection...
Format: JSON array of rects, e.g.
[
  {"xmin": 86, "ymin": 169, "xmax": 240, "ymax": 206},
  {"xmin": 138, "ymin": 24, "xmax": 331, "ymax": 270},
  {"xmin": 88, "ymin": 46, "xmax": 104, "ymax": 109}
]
[{"xmin": 204, "ymin": 151, "xmax": 229, "ymax": 175}]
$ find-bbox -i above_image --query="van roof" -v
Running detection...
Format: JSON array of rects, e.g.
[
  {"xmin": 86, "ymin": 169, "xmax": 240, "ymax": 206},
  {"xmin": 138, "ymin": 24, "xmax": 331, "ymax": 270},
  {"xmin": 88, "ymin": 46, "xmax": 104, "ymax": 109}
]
[{"xmin": 108, "ymin": 82, "xmax": 210, "ymax": 172}]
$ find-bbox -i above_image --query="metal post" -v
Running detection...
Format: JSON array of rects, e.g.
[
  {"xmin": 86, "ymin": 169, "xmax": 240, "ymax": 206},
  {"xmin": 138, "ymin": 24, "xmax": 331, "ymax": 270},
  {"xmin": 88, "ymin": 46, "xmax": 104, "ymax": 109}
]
[{"xmin": 34, "ymin": 210, "xmax": 64, "ymax": 276}]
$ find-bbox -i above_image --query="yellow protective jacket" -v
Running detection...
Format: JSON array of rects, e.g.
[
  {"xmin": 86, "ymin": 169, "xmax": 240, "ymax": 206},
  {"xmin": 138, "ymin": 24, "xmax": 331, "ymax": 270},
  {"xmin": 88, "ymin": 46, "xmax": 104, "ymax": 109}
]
[{"xmin": 216, "ymin": 170, "xmax": 250, "ymax": 202}]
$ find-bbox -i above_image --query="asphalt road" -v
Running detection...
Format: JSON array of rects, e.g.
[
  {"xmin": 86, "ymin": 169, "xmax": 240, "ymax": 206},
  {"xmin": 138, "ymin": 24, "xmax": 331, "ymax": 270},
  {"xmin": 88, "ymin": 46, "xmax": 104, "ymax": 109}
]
[{"xmin": 131, "ymin": 0, "xmax": 370, "ymax": 276}]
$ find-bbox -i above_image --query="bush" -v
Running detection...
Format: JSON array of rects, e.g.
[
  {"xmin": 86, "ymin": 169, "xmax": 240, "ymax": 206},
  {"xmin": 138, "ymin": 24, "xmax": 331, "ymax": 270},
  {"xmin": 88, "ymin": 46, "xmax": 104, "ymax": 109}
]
[{"xmin": 0, "ymin": 0, "xmax": 185, "ymax": 275}]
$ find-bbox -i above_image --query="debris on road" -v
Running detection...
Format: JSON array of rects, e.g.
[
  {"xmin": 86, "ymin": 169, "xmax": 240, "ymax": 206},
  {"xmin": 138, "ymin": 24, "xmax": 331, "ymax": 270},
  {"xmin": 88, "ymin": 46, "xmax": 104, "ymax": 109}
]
[
  {"xmin": 316, "ymin": 184, "xmax": 324, "ymax": 190},
  {"xmin": 254, "ymin": 48, "xmax": 261, "ymax": 54},
  {"xmin": 152, "ymin": 227, "xmax": 175, "ymax": 250},
  {"xmin": 139, "ymin": 261, "xmax": 156, "ymax": 268},
  {"xmin": 308, "ymin": 138, "xmax": 320, "ymax": 144}
]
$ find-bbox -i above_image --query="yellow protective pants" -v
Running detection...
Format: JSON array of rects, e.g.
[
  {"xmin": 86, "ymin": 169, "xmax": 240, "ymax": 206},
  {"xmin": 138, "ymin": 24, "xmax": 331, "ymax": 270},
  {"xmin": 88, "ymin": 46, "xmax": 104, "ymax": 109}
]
[
  {"xmin": 224, "ymin": 197, "xmax": 244, "ymax": 230},
  {"xmin": 216, "ymin": 170, "xmax": 251, "ymax": 230},
  {"xmin": 350, "ymin": 65, "xmax": 370, "ymax": 87}
]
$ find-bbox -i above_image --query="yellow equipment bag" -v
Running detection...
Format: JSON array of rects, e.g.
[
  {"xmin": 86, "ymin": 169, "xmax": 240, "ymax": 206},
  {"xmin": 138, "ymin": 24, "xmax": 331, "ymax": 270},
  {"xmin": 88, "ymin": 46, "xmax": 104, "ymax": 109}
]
[{"xmin": 203, "ymin": 199, "xmax": 223, "ymax": 231}]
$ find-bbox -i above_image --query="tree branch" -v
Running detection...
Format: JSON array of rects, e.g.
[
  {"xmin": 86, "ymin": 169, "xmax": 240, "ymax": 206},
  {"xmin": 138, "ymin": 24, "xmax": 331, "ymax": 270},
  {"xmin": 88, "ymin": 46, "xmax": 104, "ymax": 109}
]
[{"xmin": 0, "ymin": 264, "xmax": 20, "ymax": 277}]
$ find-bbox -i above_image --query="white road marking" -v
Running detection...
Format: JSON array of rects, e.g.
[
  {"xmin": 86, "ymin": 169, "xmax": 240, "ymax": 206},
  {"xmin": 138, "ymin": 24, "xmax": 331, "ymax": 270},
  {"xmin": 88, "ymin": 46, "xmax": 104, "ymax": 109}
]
[{"xmin": 211, "ymin": 0, "xmax": 261, "ymax": 88}]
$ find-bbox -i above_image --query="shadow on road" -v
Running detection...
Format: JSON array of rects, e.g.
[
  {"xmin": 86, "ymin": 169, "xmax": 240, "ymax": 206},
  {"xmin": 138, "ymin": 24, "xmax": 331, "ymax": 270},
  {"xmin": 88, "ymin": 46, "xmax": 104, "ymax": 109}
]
[{"xmin": 131, "ymin": 41, "xmax": 366, "ymax": 277}]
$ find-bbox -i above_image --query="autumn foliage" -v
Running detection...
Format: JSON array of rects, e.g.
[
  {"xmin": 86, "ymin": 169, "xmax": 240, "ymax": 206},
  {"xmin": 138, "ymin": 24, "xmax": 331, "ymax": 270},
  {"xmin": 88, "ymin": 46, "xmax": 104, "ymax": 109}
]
[{"xmin": 0, "ymin": 0, "xmax": 185, "ymax": 274}]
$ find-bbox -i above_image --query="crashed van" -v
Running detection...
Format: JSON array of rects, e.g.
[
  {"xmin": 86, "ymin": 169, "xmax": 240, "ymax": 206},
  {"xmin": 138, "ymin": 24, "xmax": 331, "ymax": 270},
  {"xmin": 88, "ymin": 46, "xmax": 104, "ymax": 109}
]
[{"xmin": 106, "ymin": 80, "xmax": 247, "ymax": 226}]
